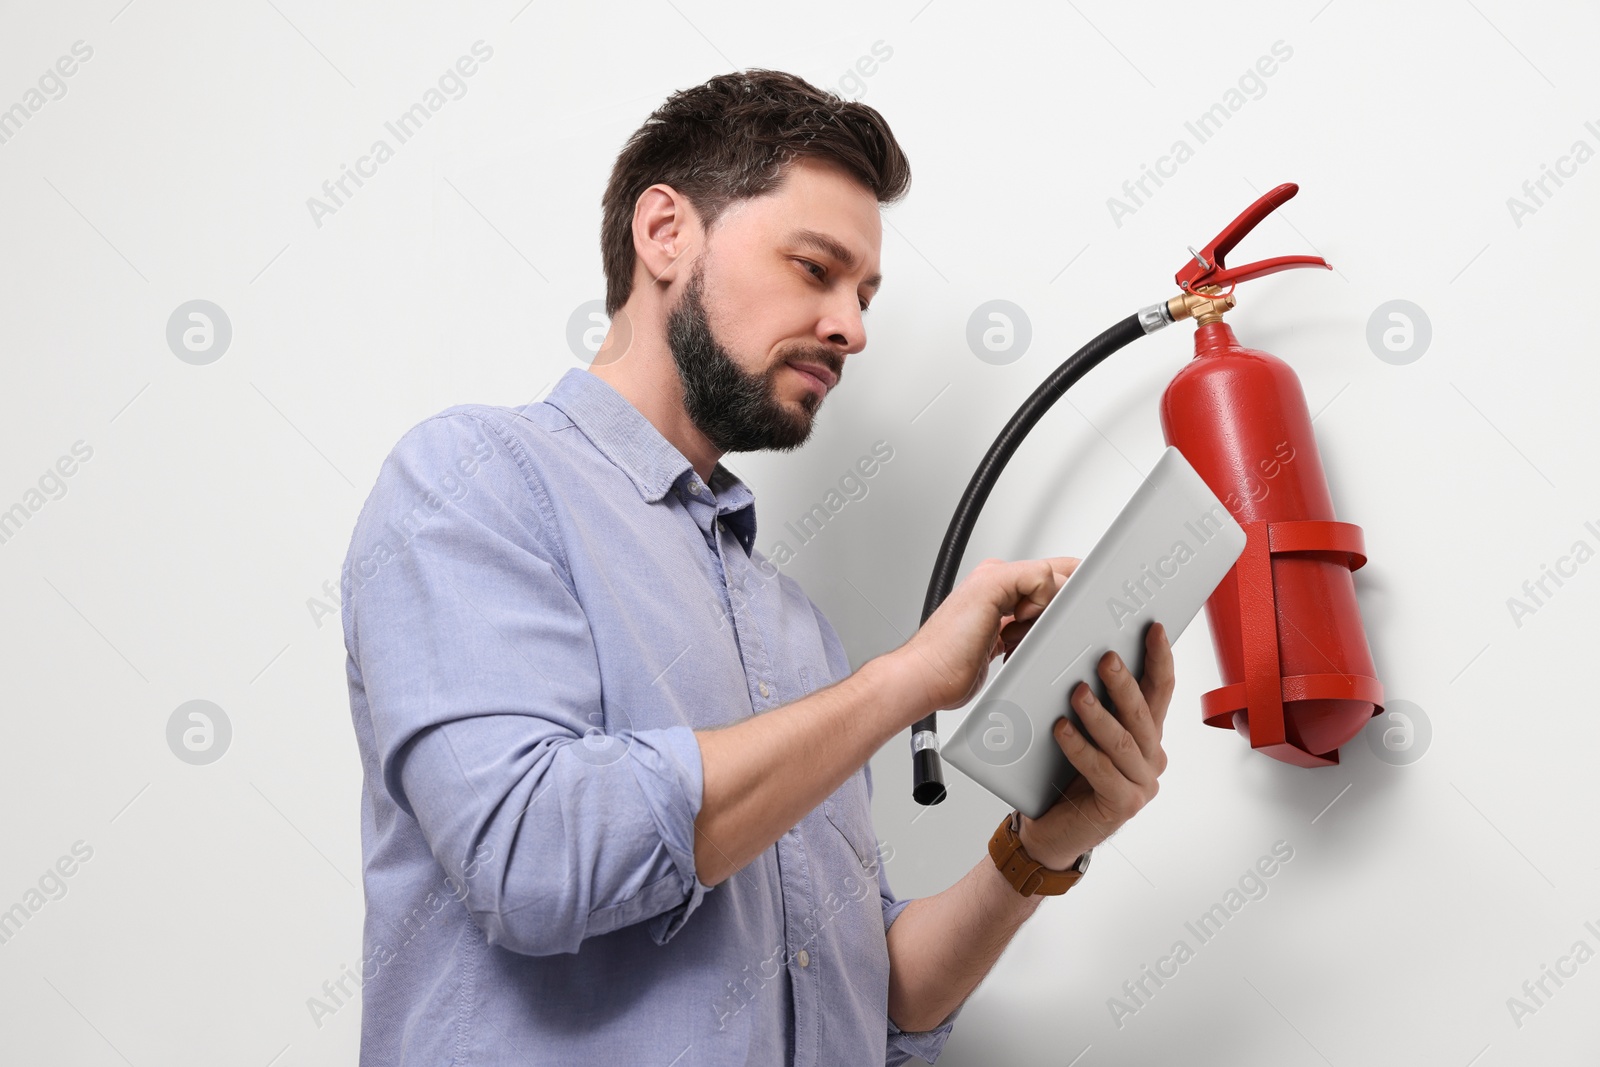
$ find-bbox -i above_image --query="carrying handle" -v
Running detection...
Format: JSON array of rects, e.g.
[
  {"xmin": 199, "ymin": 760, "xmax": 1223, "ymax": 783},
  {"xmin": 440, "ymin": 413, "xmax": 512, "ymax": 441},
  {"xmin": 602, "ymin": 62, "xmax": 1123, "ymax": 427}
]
[{"xmin": 1175, "ymin": 183, "xmax": 1333, "ymax": 293}]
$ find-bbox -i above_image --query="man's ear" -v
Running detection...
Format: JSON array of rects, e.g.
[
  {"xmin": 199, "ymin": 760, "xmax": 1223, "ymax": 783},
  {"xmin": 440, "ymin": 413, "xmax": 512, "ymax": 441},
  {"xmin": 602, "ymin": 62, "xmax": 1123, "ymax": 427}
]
[{"xmin": 633, "ymin": 184, "xmax": 692, "ymax": 287}]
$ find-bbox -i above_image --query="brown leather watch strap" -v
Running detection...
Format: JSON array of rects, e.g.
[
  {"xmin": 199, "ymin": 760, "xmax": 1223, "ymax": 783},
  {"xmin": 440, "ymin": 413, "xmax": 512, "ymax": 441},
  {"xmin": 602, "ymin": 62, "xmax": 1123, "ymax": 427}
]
[{"xmin": 988, "ymin": 811, "xmax": 1088, "ymax": 897}]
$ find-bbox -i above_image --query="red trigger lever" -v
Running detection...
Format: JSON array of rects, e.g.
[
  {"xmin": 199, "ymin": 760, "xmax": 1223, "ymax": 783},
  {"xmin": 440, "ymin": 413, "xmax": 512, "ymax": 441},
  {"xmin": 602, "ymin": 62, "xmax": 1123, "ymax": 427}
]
[{"xmin": 1175, "ymin": 182, "xmax": 1332, "ymax": 294}]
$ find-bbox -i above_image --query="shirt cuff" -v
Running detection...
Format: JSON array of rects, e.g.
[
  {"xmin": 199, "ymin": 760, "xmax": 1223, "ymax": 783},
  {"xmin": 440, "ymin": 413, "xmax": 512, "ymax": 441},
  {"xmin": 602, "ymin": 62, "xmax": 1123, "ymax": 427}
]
[
  {"xmin": 887, "ymin": 1011, "xmax": 959, "ymax": 1065},
  {"xmin": 882, "ymin": 897, "xmax": 961, "ymax": 1063},
  {"xmin": 647, "ymin": 871, "xmax": 714, "ymax": 945},
  {"xmin": 634, "ymin": 724, "xmax": 712, "ymax": 945}
]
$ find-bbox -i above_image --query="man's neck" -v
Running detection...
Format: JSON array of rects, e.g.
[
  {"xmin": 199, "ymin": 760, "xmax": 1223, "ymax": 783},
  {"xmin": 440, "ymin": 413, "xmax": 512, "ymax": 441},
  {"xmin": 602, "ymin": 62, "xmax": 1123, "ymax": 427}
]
[{"xmin": 586, "ymin": 351, "xmax": 721, "ymax": 485}]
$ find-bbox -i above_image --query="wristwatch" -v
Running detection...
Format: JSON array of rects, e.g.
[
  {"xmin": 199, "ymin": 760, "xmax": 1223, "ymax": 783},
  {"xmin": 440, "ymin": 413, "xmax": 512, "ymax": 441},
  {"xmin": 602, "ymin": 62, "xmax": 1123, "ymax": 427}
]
[{"xmin": 988, "ymin": 810, "xmax": 1092, "ymax": 897}]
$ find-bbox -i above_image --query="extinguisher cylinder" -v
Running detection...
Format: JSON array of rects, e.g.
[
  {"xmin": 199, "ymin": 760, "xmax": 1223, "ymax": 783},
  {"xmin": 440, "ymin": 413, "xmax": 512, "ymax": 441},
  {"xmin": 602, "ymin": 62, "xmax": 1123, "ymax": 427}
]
[{"xmin": 1160, "ymin": 322, "xmax": 1381, "ymax": 764}]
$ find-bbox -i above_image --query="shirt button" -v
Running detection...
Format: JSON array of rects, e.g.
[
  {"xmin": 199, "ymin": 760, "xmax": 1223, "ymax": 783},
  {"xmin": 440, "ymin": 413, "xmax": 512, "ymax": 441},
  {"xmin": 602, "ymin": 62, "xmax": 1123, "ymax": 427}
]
[
  {"xmin": 758, "ymin": 680, "xmax": 770, "ymax": 698},
  {"xmin": 688, "ymin": 478, "xmax": 704, "ymax": 495},
  {"xmin": 796, "ymin": 949, "xmax": 810, "ymax": 968}
]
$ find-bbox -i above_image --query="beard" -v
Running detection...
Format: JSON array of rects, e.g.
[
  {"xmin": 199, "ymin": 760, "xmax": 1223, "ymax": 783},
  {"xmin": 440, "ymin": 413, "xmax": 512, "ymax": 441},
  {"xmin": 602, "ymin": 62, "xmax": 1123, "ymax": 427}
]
[{"xmin": 665, "ymin": 259, "xmax": 838, "ymax": 454}]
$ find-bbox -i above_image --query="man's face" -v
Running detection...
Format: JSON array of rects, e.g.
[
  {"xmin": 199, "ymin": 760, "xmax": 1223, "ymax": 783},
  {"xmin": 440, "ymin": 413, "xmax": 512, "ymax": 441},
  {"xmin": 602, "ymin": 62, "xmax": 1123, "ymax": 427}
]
[{"xmin": 665, "ymin": 156, "xmax": 882, "ymax": 454}]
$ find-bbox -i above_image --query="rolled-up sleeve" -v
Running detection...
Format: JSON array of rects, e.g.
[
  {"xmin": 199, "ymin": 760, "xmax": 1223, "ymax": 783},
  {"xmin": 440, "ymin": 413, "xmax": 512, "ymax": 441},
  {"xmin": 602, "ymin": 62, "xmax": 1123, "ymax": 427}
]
[
  {"xmin": 347, "ymin": 411, "xmax": 710, "ymax": 956},
  {"xmin": 864, "ymin": 763, "xmax": 961, "ymax": 1065}
]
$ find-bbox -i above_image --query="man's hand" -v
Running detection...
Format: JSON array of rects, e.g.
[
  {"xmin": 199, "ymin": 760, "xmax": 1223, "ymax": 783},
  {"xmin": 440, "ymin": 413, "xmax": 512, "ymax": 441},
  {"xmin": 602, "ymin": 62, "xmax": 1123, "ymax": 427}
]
[
  {"xmin": 1016, "ymin": 622, "xmax": 1174, "ymax": 870},
  {"xmin": 878, "ymin": 573, "xmax": 1174, "ymax": 1032},
  {"xmin": 894, "ymin": 556, "xmax": 1080, "ymax": 714}
]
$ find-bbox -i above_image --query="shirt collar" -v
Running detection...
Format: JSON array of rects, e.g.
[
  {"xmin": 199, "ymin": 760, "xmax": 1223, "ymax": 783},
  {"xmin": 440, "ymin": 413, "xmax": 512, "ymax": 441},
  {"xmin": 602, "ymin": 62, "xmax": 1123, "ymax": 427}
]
[{"xmin": 540, "ymin": 368, "xmax": 758, "ymax": 554}]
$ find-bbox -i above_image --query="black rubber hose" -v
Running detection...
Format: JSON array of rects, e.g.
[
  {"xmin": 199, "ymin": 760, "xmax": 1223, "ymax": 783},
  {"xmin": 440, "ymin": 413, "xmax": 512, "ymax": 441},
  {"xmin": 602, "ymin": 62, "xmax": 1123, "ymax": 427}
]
[{"xmin": 911, "ymin": 312, "xmax": 1152, "ymax": 805}]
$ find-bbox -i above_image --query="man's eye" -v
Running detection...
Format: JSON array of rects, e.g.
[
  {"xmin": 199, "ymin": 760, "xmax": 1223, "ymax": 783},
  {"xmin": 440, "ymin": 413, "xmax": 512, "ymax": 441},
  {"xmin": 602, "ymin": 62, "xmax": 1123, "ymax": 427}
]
[{"xmin": 799, "ymin": 259, "xmax": 869, "ymax": 313}]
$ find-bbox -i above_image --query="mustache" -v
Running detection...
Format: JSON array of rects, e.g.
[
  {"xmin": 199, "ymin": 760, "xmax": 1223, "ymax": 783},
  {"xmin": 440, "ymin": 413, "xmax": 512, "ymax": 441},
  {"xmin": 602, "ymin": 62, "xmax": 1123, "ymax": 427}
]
[{"xmin": 781, "ymin": 349, "xmax": 843, "ymax": 383}]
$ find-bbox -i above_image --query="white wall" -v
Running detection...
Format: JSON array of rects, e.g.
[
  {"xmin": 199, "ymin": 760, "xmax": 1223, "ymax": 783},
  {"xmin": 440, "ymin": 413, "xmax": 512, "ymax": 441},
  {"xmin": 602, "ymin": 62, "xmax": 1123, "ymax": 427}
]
[{"xmin": 2, "ymin": 1, "xmax": 1595, "ymax": 1063}]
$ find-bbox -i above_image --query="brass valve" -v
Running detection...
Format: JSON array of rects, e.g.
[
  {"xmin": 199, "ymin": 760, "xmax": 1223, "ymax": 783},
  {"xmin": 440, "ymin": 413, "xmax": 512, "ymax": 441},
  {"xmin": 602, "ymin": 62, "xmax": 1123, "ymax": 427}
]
[{"xmin": 1167, "ymin": 287, "xmax": 1236, "ymax": 326}]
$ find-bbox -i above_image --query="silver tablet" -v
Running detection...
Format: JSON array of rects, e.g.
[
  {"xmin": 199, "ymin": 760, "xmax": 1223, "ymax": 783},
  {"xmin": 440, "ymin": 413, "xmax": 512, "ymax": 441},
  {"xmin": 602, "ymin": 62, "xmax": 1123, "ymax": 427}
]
[{"xmin": 942, "ymin": 446, "xmax": 1247, "ymax": 819}]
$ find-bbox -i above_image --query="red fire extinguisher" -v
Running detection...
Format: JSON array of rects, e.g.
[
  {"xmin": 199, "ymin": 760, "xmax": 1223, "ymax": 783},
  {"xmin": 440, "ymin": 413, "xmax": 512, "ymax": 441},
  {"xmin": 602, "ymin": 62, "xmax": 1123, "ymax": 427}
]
[
  {"xmin": 910, "ymin": 183, "xmax": 1383, "ymax": 804},
  {"xmin": 1159, "ymin": 184, "xmax": 1383, "ymax": 766}
]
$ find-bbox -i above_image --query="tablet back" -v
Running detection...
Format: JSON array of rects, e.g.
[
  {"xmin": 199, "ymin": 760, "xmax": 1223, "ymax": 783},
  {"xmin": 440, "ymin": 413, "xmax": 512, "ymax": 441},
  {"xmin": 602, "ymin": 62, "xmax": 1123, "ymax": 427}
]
[{"xmin": 942, "ymin": 446, "xmax": 1247, "ymax": 819}]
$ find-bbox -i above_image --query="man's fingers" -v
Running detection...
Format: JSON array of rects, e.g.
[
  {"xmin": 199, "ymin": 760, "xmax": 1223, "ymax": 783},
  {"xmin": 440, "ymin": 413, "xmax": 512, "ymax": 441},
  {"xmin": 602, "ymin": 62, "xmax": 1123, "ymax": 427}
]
[
  {"xmin": 1043, "ymin": 555, "xmax": 1082, "ymax": 580},
  {"xmin": 1052, "ymin": 712, "xmax": 1117, "ymax": 794},
  {"xmin": 1054, "ymin": 703, "xmax": 1143, "ymax": 813},
  {"xmin": 1088, "ymin": 654, "xmax": 1161, "ymax": 788},
  {"xmin": 1138, "ymin": 622, "xmax": 1176, "ymax": 731},
  {"xmin": 992, "ymin": 558, "xmax": 1064, "ymax": 623},
  {"xmin": 1014, "ymin": 557, "xmax": 1079, "ymax": 618},
  {"xmin": 999, "ymin": 612, "xmax": 1036, "ymax": 644},
  {"xmin": 969, "ymin": 556, "xmax": 1079, "ymax": 624}
]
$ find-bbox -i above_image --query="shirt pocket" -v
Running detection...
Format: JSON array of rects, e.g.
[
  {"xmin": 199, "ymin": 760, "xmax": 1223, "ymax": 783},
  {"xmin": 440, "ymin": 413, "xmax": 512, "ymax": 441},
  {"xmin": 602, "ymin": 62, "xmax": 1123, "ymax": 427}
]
[{"xmin": 822, "ymin": 769, "xmax": 881, "ymax": 875}]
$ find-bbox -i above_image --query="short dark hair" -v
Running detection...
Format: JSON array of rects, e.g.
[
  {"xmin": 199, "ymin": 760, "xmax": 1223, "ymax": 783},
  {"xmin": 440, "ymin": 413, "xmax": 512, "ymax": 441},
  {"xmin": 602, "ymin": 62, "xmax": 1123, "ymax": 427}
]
[{"xmin": 600, "ymin": 68, "xmax": 912, "ymax": 316}]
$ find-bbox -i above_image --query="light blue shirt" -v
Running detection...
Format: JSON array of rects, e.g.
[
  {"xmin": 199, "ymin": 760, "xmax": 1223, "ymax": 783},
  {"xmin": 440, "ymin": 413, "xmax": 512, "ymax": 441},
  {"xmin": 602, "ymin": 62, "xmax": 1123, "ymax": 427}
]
[{"xmin": 340, "ymin": 367, "xmax": 958, "ymax": 1065}]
